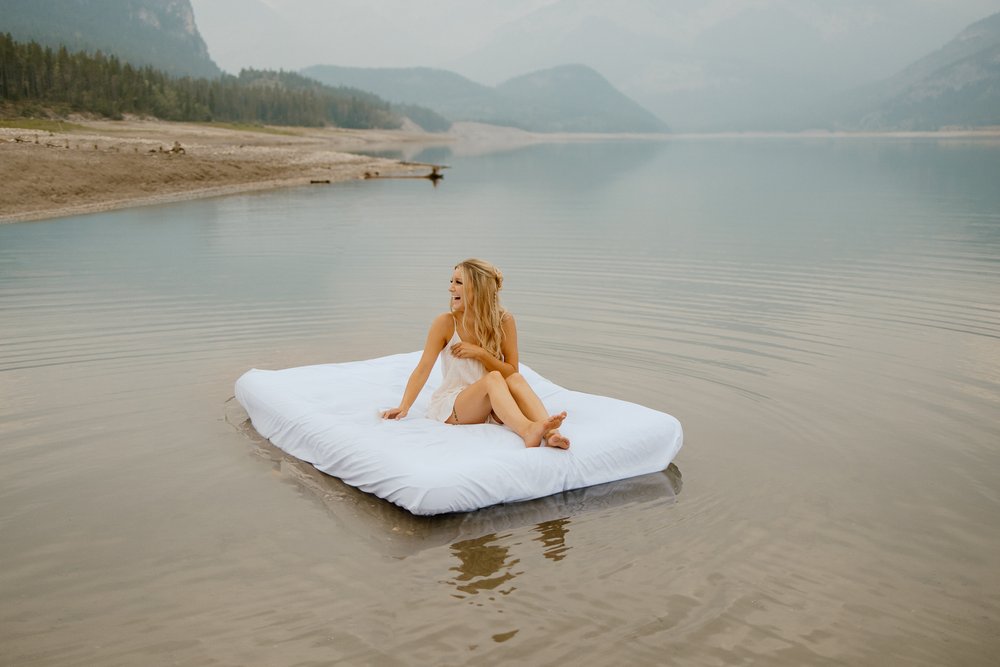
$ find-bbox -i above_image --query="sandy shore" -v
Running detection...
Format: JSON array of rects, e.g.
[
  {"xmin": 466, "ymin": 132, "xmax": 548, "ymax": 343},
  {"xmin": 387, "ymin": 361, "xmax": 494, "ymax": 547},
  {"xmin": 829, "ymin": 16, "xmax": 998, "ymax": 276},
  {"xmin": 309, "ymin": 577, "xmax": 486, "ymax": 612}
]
[{"xmin": 0, "ymin": 118, "xmax": 450, "ymax": 223}]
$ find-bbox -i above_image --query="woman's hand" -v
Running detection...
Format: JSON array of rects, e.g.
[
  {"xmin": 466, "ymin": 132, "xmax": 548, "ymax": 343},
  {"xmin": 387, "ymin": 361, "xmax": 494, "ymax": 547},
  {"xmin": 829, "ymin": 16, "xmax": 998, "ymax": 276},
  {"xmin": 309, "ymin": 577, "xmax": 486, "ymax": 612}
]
[
  {"xmin": 382, "ymin": 407, "xmax": 408, "ymax": 420},
  {"xmin": 450, "ymin": 341, "xmax": 485, "ymax": 360}
]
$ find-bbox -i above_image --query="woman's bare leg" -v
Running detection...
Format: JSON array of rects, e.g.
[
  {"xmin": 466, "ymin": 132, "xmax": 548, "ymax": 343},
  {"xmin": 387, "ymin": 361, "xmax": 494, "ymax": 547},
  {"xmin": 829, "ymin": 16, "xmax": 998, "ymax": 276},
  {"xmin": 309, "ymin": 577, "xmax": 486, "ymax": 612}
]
[
  {"xmin": 505, "ymin": 373, "xmax": 570, "ymax": 449},
  {"xmin": 505, "ymin": 373, "xmax": 546, "ymax": 420},
  {"xmin": 451, "ymin": 371, "xmax": 566, "ymax": 448}
]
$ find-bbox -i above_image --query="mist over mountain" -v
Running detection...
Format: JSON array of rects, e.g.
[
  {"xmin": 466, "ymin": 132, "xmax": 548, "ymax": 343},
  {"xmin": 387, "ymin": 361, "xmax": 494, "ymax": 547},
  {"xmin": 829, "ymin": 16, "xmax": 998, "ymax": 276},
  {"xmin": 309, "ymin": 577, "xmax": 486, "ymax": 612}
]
[
  {"xmin": 0, "ymin": 2, "xmax": 445, "ymax": 131},
  {"xmin": 303, "ymin": 63, "xmax": 667, "ymax": 133},
  {"xmin": 792, "ymin": 12, "xmax": 1000, "ymax": 131},
  {"xmin": 449, "ymin": 0, "xmax": 1000, "ymax": 132},
  {"xmin": 189, "ymin": 0, "xmax": 555, "ymax": 74},
  {"xmin": 301, "ymin": 66, "xmax": 492, "ymax": 111},
  {"xmin": 1, "ymin": 0, "xmax": 220, "ymax": 78},
  {"xmin": 192, "ymin": 0, "xmax": 1000, "ymax": 132},
  {"xmin": 5, "ymin": 0, "xmax": 998, "ymax": 132},
  {"xmin": 493, "ymin": 65, "xmax": 668, "ymax": 133},
  {"xmin": 852, "ymin": 12, "xmax": 1000, "ymax": 129}
]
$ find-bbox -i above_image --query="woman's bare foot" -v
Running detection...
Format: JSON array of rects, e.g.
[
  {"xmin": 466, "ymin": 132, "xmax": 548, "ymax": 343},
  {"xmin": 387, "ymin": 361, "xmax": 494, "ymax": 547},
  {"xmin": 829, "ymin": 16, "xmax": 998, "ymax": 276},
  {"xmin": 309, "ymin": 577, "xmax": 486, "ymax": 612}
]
[
  {"xmin": 544, "ymin": 428, "xmax": 570, "ymax": 449},
  {"xmin": 522, "ymin": 411, "xmax": 566, "ymax": 448}
]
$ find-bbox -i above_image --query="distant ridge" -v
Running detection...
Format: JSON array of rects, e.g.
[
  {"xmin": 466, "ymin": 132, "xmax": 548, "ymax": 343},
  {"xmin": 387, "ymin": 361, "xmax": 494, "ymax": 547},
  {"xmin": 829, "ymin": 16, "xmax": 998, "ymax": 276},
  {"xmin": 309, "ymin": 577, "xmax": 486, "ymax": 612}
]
[
  {"xmin": 823, "ymin": 12, "xmax": 1000, "ymax": 130},
  {"xmin": 0, "ymin": 0, "xmax": 221, "ymax": 78},
  {"xmin": 302, "ymin": 63, "xmax": 669, "ymax": 133},
  {"xmin": 300, "ymin": 66, "xmax": 493, "ymax": 109}
]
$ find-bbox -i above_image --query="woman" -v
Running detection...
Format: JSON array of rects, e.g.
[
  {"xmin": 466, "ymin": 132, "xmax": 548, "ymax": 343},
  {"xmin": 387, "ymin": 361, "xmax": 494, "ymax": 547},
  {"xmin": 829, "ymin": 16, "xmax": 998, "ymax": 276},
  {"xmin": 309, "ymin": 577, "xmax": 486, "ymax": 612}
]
[{"xmin": 381, "ymin": 258, "xmax": 570, "ymax": 449}]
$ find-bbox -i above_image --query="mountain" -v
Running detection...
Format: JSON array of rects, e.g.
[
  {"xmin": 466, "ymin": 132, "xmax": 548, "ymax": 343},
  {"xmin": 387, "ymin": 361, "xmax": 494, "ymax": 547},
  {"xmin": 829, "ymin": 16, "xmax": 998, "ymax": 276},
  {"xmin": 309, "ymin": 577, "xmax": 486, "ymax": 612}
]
[
  {"xmin": 188, "ymin": 0, "xmax": 1000, "ymax": 132},
  {"xmin": 443, "ymin": 0, "xmax": 1000, "ymax": 132},
  {"xmin": 0, "ymin": 0, "xmax": 220, "ymax": 78},
  {"xmin": 856, "ymin": 12, "xmax": 1000, "ymax": 129},
  {"xmin": 492, "ymin": 65, "xmax": 668, "ymax": 133},
  {"xmin": 302, "ymin": 66, "xmax": 493, "ymax": 110},
  {"xmin": 302, "ymin": 63, "xmax": 668, "ymax": 133},
  {"xmin": 821, "ymin": 12, "xmax": 1000, "ymax": 130}
]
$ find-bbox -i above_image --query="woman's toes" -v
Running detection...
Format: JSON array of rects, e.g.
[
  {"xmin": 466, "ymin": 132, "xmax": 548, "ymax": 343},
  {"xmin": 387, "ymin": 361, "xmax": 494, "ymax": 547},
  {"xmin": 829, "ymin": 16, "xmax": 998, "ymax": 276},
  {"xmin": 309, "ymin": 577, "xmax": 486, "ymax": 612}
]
[{"xmin": 544, "ymin": 429, "xmax": 570, "ymax": 449}]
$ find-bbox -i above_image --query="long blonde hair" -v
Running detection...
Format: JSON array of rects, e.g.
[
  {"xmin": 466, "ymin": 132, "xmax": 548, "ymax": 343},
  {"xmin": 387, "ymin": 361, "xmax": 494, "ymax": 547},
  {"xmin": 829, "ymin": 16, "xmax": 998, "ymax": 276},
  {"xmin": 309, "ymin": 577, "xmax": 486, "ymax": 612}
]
[{"xmin": 455, "ymin": 258, "xmax": 507, "ymax": 360}]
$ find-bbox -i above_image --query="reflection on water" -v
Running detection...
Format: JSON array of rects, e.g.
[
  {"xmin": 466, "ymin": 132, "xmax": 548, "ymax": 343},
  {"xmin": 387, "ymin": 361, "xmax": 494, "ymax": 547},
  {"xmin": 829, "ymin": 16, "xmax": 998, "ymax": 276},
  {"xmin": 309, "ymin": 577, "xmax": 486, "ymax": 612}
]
[
  {"xmin": 448, "ymin": 533, "xmax": 521, "ymax": 598},
  {"xmin": 446, "ymin": 511, "xmax": 572, "ymax": 599},
  {"xmin": 2, "ymin": 137, "xmax": 999, "ymax": 665},
  {"xmin": 491, "ymin": 629, "xmax": 519, "ymax": 643},
  {"xmin": 533, "ymin": 518, "xmax": 571, "ymax": 562}
]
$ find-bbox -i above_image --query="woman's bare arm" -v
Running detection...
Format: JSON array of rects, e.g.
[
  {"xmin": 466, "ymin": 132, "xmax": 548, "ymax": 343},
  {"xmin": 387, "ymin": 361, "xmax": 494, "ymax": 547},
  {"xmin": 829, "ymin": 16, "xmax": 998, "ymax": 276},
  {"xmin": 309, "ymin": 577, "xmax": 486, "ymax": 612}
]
[
  {"xmin": 449, "ymin": 313, "xmax": 519, "ymax": 377},
  {"xmin": 382, "ymin": 313, "xmax": 452, "ymax": 419}
]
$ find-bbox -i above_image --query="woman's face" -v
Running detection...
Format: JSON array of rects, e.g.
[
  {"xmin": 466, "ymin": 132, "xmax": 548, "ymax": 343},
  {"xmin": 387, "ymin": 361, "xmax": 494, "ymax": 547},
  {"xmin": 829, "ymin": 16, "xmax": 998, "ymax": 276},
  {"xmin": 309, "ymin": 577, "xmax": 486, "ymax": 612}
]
[{"xmin": 449, "ymin": 267, "xmax": 466, "ymax": 313}]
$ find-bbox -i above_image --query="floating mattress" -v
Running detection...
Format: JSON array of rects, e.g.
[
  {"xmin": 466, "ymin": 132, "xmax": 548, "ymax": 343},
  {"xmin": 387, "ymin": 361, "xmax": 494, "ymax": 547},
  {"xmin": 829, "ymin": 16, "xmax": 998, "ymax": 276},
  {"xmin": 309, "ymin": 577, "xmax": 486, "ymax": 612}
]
[{"xmin": 234, "ymin": 351, "xmax": 683, "ymax": 516}]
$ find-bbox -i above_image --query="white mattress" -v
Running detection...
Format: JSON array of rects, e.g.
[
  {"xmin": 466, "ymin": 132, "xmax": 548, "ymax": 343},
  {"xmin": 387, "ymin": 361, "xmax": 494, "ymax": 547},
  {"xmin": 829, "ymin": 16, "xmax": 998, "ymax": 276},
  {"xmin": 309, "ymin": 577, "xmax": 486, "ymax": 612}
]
[{"xmin": 234, "ymin": 351, "xmax": 683, "ymax": 516}]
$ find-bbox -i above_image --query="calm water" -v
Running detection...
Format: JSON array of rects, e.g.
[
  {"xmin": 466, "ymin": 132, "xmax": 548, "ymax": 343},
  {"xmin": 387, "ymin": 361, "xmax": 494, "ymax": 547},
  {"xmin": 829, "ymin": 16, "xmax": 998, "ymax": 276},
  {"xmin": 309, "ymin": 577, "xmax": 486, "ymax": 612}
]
[{"xmin": 2, "ymin": 137, "xmax": 999, "ymax": 665}]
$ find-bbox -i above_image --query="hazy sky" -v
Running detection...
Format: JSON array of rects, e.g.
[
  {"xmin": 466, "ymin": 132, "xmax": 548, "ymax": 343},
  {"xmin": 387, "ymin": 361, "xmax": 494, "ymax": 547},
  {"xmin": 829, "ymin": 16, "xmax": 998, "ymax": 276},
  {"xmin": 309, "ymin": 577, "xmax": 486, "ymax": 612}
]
[
  {"xmin": 191, "ymin": 0, "xmax": 1000, "ymax": 75},
  {"xmin": 190, "ymin": 0, "xmax": 1000, "ymax": 130}
]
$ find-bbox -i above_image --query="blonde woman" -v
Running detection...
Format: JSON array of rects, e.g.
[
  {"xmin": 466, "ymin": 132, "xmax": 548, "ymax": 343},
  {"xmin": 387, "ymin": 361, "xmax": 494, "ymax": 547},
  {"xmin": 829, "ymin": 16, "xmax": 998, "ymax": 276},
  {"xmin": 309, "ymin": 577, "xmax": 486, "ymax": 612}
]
[{"xmin": 382, "ymin": 258, "xmax": 570, "ymax": 449}]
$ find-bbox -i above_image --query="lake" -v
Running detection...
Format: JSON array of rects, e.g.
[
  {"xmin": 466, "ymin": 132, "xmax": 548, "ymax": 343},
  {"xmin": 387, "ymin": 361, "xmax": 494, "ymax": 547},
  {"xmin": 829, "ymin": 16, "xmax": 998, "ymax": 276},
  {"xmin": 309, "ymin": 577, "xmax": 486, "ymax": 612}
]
[{"xmin": 1, "ymin": 136, "xmax": 998, "ymax": 665}]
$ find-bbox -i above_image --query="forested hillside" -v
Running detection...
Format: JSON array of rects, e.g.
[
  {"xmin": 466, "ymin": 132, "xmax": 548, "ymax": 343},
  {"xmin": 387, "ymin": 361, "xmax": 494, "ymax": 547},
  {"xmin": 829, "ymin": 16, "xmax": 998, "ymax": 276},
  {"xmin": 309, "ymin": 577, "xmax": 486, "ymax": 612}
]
[
  {"xmin": 0, "ymin": 34, "xmax": 407, "ymax": 129},
  {"xmin": 0, "ymin": 0, "xmax": 220, "ymax": 78}
]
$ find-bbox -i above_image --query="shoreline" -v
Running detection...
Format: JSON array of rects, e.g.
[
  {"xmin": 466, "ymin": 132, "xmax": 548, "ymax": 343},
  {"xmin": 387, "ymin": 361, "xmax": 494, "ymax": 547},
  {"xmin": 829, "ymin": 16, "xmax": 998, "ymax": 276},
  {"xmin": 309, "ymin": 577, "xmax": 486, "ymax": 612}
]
[
  {"xmin": 0, "ymin": 118, "xmax": 450, "ymax": 224},
  {"xmin": 668, "ymin": 128, "xmax": 1000, "ymax": 140},
  {"xmin": 447, "ymin": 122, "xmax": 1000, "ymax": 143},
  {"xmin": 4, "ymin": 119, "xmax": 1000, "ymax": 224}
]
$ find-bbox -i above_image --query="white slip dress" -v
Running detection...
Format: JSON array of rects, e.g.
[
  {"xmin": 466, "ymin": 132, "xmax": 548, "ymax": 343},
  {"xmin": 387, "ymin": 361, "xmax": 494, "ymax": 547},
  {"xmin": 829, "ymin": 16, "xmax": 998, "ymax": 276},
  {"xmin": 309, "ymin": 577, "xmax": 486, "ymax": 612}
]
[{"xmin": 425, "ymin": 320, "xmax": 487, "ymax": 423}]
